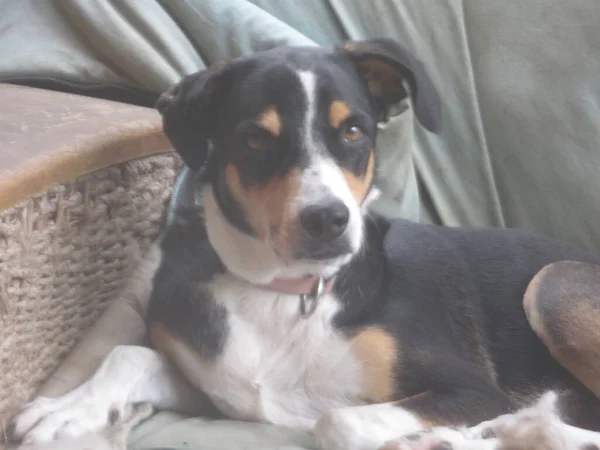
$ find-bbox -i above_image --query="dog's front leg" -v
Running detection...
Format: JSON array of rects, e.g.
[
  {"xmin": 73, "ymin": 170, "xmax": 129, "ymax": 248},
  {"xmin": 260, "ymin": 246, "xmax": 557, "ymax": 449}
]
[
  {"xmin": 314, "ymin": 401, "xmax": 426, "ymax": 450},
  {"xmin": 382, "ymin": 391, "xmax": 600, "ymax": 450},
  {"xmin": 11, "ymin": 345, "xmax": 205, "ymax": 445}
]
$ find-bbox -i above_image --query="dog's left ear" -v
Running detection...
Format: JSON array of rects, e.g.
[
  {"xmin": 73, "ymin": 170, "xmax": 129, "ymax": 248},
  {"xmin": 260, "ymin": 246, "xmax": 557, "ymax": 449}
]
[
  {"xmin": 338, "ymin": 38, "xmax": 441, "ymax": 133},
  {"xmin": 155, "ymin": 61, "xmax": 231, "ymax": 171}
]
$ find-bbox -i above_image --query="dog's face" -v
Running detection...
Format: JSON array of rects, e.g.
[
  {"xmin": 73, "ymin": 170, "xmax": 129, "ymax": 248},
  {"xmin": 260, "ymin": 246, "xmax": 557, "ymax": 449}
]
[{"xmin": 157, "ymin": 39, "xmax": 440, "ymax": 281}]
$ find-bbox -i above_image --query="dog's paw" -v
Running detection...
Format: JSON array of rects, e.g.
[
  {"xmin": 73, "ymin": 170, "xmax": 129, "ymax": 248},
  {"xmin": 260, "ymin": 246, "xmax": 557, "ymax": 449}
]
[
  {"xmin": 464, "ymin": 414, "xmax": 515, "ymax": 440},
  {"xmin": 378, "ymin": 429, "xmax": 447, "ymax": 450},
  {"xmin": 11, "ymin": 389, "xmax": 127, "ymax": 445},
  {"xmin": 380, "ymin": 428, "xmax": 494, "ymax": 450}
]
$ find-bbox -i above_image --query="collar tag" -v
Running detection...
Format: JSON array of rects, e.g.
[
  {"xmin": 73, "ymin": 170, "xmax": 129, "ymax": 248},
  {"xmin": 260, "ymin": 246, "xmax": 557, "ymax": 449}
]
[{"xmin": 299, "ymin": 277, "xmax": 325, "ymax": 317}]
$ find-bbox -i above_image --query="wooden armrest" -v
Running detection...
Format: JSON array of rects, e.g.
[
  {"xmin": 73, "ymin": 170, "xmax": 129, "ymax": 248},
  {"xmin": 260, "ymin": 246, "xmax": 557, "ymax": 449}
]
[{"xmin": 0, "ymin": 84, "xmax": 172, "ymax": 210}]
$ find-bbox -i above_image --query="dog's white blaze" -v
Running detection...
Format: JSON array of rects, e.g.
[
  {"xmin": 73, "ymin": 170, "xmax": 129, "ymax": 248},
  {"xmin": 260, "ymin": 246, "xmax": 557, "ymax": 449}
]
[
  {"xmin": 167, "ymin": 273, "xmax": 363, "ymax": 430},
  {"xmin": 298, "ymin": 70, "xmax": 317, "ymax": 151}
]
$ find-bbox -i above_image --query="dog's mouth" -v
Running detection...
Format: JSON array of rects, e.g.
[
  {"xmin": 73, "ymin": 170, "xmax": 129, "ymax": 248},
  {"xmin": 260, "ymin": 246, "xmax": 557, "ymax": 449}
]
[
  {"xmin": 292, "ymin": 237, "xmax": 356, "ymax": 262},
  {"xmin": 269, "ymin": 232, "xmax": 354, "ymax": 270}
]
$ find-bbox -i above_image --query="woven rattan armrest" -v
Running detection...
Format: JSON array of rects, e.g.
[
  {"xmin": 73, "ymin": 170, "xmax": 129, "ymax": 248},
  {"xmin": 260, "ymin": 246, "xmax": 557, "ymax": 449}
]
[{"xmin": 0, "ymin": 84, "xmax": 181, "ymax": 430}]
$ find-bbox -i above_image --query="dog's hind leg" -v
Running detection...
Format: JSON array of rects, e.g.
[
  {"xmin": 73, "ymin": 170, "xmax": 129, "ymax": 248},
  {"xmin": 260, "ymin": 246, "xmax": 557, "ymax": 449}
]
[
  {"xmin": 11, "ymin": 345, "xmax": 208, "ymax": 445},
  {"xmin": 524, "ymin": 261, "xmax": 600, "ymax": 424}
]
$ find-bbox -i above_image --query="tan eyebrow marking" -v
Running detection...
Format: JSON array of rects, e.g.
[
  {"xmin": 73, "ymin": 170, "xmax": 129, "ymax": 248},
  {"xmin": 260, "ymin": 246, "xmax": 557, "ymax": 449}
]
[{"xmin": 256, "ymin": 105, "xmax": 282, "ymax": 136}]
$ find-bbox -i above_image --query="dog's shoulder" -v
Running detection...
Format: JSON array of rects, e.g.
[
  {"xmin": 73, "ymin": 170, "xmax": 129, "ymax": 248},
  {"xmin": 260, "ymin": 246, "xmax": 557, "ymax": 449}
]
[{"xmin": 147, "ymin": 205, "xmax": 229, "ymax": 359}]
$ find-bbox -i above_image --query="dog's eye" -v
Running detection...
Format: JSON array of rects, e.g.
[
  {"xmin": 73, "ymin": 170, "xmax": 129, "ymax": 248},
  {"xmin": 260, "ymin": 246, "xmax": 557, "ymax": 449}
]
[
  {"xmin": 341, "ymin": 123, "xmax": 365, "ymax": 143},
  {"xmin": 244, "ymin": 129, "xmax": 271, "ymax": 150},
  {"xmin": 246, "ymin": 134, "xmax": 264, "ymax": 150}
]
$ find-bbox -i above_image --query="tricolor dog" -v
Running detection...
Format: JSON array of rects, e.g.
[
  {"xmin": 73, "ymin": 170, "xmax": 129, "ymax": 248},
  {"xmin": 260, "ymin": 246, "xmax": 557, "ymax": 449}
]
[{"xmin": 12, "ymin": 39, "xmax": 600, "ymax": 450}]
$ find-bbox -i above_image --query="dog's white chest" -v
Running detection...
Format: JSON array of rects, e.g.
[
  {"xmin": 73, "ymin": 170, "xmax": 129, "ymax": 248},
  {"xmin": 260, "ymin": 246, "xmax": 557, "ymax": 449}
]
[{"xmin": 188, "ymin": 275, "xmax": 363, "ymax": 429}]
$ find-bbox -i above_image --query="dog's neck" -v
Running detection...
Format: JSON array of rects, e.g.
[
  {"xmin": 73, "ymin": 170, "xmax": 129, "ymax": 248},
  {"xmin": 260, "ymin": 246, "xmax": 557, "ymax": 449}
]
[
  {"xmin": 201, "ymin": 187, "xmax": 384, "ymax": 314},
  {"xmin": 196, "ymin": 184, "xmax": 386, "ymax": 323}
]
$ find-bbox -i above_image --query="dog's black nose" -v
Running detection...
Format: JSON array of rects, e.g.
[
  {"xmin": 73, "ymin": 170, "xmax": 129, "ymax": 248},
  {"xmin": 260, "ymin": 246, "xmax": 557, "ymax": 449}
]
[{"xmin": 300, "ymin": 201, "xmax": 350, "ymax": 241}]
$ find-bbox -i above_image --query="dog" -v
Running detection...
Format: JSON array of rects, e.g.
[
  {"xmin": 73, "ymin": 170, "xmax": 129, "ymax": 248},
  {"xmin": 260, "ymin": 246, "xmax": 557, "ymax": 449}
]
[{"xmin": 11, "ymin": 39, "xmax": 600, "ymax": 450}]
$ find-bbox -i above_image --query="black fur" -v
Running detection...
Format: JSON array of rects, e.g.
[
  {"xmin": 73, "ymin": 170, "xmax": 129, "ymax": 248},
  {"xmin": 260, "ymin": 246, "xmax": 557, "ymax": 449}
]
[{"xmin": 147, "ymin": 206, "xmax": 227, "ymax": 360}]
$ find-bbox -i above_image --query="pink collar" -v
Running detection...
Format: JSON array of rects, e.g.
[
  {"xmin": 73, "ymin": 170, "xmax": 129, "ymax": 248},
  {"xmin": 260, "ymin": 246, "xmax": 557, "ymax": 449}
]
[
  {"xmin": 262, "ymin": 275, "xmax": 336, "ymax": 316},
  {"xmin": 264, "ymin": 275, "xmax": 334, "ymax": 296}
]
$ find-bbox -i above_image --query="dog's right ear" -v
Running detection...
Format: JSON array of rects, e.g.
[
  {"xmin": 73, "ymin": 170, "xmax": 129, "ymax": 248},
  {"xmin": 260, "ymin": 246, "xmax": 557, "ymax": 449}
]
[
  {"xmin": 338, "ymin": 39, "xmax": 441, "ymax": 133},
  {"xmin": 156, "ymin": 62, "xmax": 228, "ymax": 171}
]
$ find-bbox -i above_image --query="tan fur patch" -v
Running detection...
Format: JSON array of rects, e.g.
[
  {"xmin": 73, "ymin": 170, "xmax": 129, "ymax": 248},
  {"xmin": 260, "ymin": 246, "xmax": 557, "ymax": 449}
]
[
  {"xmin": 225, "ymin": 163, "xmax": 301, "ymax": 257},
  {"xmin": 342, "ymin": 150, "xmax": 375, "ymax": 204},
  {"xmin": 549, "ymin": 303, "xmax": 600, "ymax": 400},
  {"xmin": 256, "ymin": 106, "xmax": 282, "ymax": 136},
  {"xmin": 149, "ymin": 322, "xmax": 177, "ymax": 354},
  {"xmin": 352, "ymin": 327, "xmax": 398, "ymax": 403},
  {"xmin": 523, "ymin": 265, "xmax": 551, "ymax": 343},
  {"xmin": 328, "ymin": 100, "xmax": 351, "ymax": 129}
]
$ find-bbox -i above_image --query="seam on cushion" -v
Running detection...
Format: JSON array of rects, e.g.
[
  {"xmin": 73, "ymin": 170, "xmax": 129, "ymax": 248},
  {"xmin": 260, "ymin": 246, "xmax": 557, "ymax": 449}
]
[
  {"xmin": 326, "ymin": 0, "xmax": 362, "ymax": 41},
  {"xmin": 323, "ymin": 1, "xmax": 351, "ymax": 42},
  {"xmin": 157, "ymin": 0, "xmax": 209, "ymax": 68},
  {"xmin": 181, "ymin": 0, "xmax": 315, "ymax": 59},
  {"xmin": 459, "ymin": 0, "xmax": 506, "ymax": 228}
]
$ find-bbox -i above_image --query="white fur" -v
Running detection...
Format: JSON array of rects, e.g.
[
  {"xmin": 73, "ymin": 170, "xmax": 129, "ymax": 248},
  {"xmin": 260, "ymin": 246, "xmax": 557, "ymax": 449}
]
[
  {"xmin": 298, "ymin": 70, "xmax": 317, "ymax": 151},
  {"xmin": 165, "ymin": 272, "xmax": 363, "ymax": 430}
]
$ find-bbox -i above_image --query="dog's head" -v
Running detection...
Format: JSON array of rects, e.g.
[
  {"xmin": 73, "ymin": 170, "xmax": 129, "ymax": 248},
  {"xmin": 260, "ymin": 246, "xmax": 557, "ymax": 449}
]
[{"xmin": 157, "ymin": 39, "xmax": 441, "ymax": 283}]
